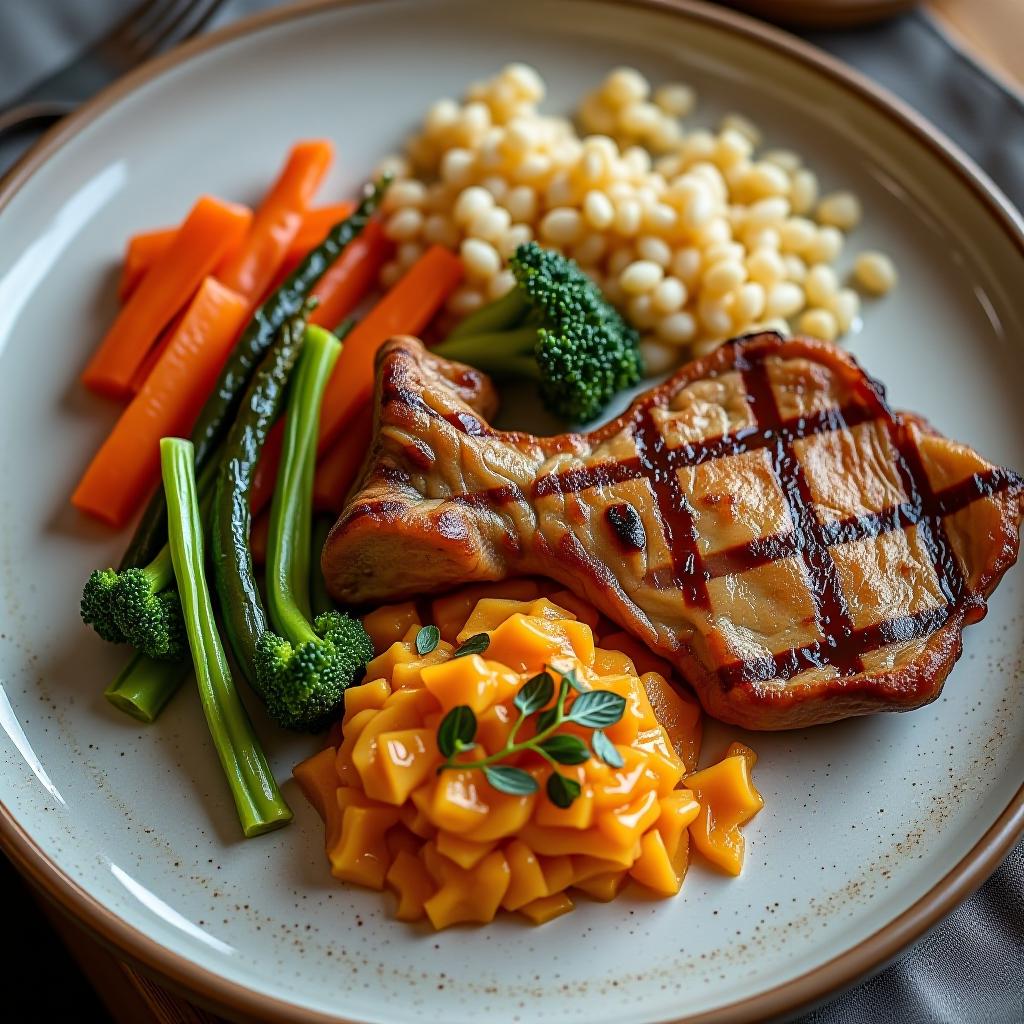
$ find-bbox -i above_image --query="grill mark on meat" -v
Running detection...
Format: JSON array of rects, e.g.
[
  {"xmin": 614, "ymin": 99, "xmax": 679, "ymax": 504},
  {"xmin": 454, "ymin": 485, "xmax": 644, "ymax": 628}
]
[
  {"xmin": 632, "ymin": 405, "xmax": 710, "ymax": 608},
  {"xmin": 718, "ymin": 605, "xmax": 955, "ymax": 688},
  {"xmin": 326, "ymin": 334, "xmax": 1024, "ymax": 728},
  {"xmin": 735, "ymin": 350, "xmax": 865, "ymax": 679},
  {"xmin": 703, "ymin": 468, "xmax": 1019, "ymax": 579},
  {"xmin": 606, "ymin": 502, "xmax": 647, "ymax": 551}
]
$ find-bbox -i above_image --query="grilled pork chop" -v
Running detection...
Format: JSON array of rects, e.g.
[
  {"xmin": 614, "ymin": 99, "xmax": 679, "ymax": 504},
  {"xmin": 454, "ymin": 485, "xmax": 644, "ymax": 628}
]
[{"xmin": 324, "ymin": 333, "xmax": 1023, "ymax": 729}]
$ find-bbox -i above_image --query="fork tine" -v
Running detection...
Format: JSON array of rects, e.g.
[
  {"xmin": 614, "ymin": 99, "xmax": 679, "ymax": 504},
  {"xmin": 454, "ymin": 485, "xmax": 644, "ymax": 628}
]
[
  {"xmin": 117, "ymin": 0, "xmax": 223, "ymax": 64},
  {"xmin": 105, "ymin": 0, "xmax": 169, "ymax": 53}
]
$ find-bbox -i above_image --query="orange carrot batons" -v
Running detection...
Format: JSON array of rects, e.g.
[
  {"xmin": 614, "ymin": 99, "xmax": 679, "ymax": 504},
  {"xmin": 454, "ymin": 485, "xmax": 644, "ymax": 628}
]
[
  {"xmin": 216, "ymin": 139, "xmax": 334, "ymax": 304},
  {"xmin": 117, "ymin": 227, "xmax": 178, "ymax": 302},
  {"xmin": 308, "ymin": 218, "xmax": 392, "ymax": 329},
  {"xmin": 289, "ymin": 201, "xmax": 356, "ymax": 259},
  {"xmin": 317, "ymin": 245, "xmax": 463, "ymax": 453},
  {"xmin": 83, "ymin": 196, "xmax": 251, "ymax": 399},
  {"xmin": 73, "ymin": 277, "xmax": 249, "ymax": 527}
]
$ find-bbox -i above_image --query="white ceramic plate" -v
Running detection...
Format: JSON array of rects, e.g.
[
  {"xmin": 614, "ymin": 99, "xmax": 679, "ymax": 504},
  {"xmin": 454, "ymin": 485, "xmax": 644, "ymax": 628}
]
[{"xmin": 1, "ymin": 2, "xmax": 1022, "ymax": 1022}]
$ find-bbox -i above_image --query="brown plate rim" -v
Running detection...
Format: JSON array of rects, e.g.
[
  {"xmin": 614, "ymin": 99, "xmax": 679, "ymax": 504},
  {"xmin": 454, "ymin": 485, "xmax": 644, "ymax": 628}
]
[{"xmin": 1, "ymin": 1, "xmax": 1022, "ymax": 1022}]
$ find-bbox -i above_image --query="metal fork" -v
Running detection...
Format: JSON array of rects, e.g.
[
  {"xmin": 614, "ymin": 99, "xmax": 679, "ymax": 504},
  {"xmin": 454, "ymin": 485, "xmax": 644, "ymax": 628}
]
[{"xmin": 0, "ymin": 0, "xmax": 226, "ymax": 137}]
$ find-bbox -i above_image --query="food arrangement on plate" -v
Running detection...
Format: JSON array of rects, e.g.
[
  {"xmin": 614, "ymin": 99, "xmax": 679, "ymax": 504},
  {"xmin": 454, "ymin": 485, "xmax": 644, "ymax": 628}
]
[{"xmin": 70, "ymin": 64, "xmax": 1022, "ymax": 933}]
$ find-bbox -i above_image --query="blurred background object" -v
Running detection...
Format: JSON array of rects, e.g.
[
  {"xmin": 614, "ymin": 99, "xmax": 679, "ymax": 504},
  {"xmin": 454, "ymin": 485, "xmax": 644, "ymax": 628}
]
[{"xmin": 723, "ymin": 0, "xmax": 917, "ymax": 29}]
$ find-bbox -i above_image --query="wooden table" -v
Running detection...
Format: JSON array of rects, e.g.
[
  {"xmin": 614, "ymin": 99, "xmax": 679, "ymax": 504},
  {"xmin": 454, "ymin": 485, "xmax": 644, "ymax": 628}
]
[{"xmin": 17, "ymin": 2, "xmax": 1022, "ymax": 1022}]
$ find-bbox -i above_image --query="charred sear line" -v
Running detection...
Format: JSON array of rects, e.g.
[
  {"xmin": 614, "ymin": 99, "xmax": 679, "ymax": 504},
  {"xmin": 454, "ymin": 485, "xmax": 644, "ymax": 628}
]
[{"xmin": 606, "ymin": 502, "xmax": 647, "ymax": 551}]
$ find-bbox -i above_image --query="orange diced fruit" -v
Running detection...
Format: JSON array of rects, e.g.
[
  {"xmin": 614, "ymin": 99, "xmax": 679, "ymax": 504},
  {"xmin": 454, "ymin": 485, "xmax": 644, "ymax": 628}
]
[
  {"xmin": 630, "ymin": 829, "xmax": 683, "ymax": 896},
  {"xmin": 420, "ymin": 654, "xmax": 500, "ymax": 713},
  {"xmin": 486, "ymin": 613, "xmax": 590, "ymax": 673},
  {"xmin": 502, "ymin": 839, "xmax": 549, "ymax": 911},
  {"xmin": 436, "ymin": 831, "xmax": 497, "ymax": 869},
  {"xmin": 519, "ymin": 892, "xmax": 574, "ymax": 925},
  {"xmin": 370, "ymin": 727, "xmax": 440, "ymax": 805},
  {"xmin": 458, "ymin": 598, "xmax": 536, "ymax": 640},
  {"xmin": 293, "ymin": 747, "xmax": 339, "ymax": 820},
  {"xmin": 656, "ymin": 789, "xmax": 700, "ymax": 861},
  {"xmin": 330, "ymin": 805, "xmax": 400, "ymax": 890},
  {"xmin": 538, "ymin": 854, "xmax": 574, "ymax": 896},
  {"xmin": 386, "ymin": 849, "xmax": 435, "ymax": 921},
  {"xmin": 687, "ymin": 753, "xmax": 764, "ymax": 876},
  {"xmin": 546, "ymin": 590, "xmax": 601, "ymax": 629},
  {"xmin": 592, "ymin": 647, "xmax": 639, "ymax": 676},
  {"xmin": 362, "ymin": 602, "xmax": 420, "ymax": 654},
  {"xmin": 343, "ymin": 677, "xmax": 391, "ymax": 723},
  {"xmin": 643, "ymin": 671, "xmax": 703, "ymax": 770},
  {"xmin": 596, "ymin": 788, "xmax": 661, "ymax": 848},
  {"xmin": 365, "ymin": 640, "xmax": 418, "ymax": 682},
  {"xmin": 423, "ymin": 849, "xmax": 511, "ymax": 930},
  {"xmin": 572, "ymin": 870, "xmax": 627, "ymax": 901}
]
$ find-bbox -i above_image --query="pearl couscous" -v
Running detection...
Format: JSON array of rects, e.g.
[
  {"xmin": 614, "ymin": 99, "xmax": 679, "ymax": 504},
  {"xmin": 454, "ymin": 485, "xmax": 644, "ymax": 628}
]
[{"xmin": 375, "ymin": 64, "xmax": 897, "ymax": 373}]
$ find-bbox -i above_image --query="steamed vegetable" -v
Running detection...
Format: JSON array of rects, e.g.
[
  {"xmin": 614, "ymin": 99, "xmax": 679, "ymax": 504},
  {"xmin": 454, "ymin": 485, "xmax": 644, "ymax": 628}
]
[
  {"xmin": 73, "ymin": 277, "xmax": 249, "ymax": 527},
  {"xmin": 119, "ymin": 178, "xmax": 390, "ymax": 571},
  {"xmin": 82, "ymin": 197, "xmax": 252, "ymax": 399},
  {"xmin": 104, "ymin": 652, "xmax": 190, "ymax": 724},
  {"xmin": 434, "ymin": 242, "xmax": 642, "ymax": 423},
  {"xmin": 160, "ymin": 437, "xmax": 292, "ymax": 837},
  {"xmin": 212, "ymin": 321, "xmax": 371, "ymax": 731},
  {"xmin": 315, "ymin": 244, "xmax": 463, "ymax": 454},
  {"xmin": 216, "ymin": 139, "xmax": 334, "ymax": 304}
]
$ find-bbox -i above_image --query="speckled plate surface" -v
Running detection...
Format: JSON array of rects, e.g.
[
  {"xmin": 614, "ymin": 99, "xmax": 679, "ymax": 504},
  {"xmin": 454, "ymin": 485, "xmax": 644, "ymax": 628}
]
[{"xmin": 1, "ymin": 2, "xmax": 1023, "ymax": 1022}]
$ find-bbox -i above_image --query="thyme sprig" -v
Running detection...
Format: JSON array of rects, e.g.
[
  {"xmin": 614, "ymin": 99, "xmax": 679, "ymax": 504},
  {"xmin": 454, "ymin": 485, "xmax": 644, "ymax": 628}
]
[{"xmin": 436, "ymin": 665, "xmax": 627, "ymax": 807}]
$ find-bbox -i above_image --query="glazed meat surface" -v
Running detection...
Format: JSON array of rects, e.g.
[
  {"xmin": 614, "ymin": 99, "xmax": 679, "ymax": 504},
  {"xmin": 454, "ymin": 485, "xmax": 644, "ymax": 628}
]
[{"xmin": 324, "ymin": 333, "xmax": 1023, "ymax": 729}]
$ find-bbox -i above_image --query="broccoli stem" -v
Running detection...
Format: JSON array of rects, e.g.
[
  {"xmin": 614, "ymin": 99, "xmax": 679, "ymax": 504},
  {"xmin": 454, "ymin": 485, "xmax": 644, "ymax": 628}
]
[
  {"xmin": 104, "ymin": 652, "xmax": 189, "ymax": 724},
  {"xmin": 266, "ymin": 326, "xmax": 342, "ymax": 647},
  {"xmin": 160, "ymin": 436, "xmax": 292, "ymax": 837},
  {"xmin": 443, "ymin": 286, "xmax": 531, "ymax": 341},
  {"xmin": 432, "ymin": 325, "xmax": 541, "ymax": 378}
]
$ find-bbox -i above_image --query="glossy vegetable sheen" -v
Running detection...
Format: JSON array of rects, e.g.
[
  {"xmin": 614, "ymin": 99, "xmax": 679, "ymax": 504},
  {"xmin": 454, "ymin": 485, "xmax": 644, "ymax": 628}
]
[
  {"xmin": 73, "ymin": 276, "xmax": 248, "ymax": 527},
  {"xmin": 295, "ymin": 591, "xmax": 762, "ymax": 929},
  {"xmin": 211, "ymin": 318, "xmax": 304, "ymax": 688},
  {"xmin": 83, "ymin": 196, "xmax": 252, "ymax": 399},
  {"xmin": 160, "ymin": 437, "xmax": 292, "ymax": 837},
  {"xmin": 120, "ymin": 179, "xmax": 389, "ymax": 571}
]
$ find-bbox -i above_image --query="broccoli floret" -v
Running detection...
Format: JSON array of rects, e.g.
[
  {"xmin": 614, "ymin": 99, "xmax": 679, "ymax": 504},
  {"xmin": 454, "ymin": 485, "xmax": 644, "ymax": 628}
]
[
  {"xmin": 256, "ymin": 611, "xmax": 374, "ymax": 731},
  {"xmin": 80, "ymin": 546, "xmax": 185, "ymax": 661},
  {"xmin": 434, "ymin": 242, "xmax": 642, "ymax": 423},
  {"xmin": 81, "ymin": 568, "xmax": 124, "ymax": 644}
]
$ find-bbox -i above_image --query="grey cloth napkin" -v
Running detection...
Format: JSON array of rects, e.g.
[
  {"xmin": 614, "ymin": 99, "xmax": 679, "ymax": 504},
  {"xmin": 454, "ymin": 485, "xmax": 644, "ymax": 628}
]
[{"xmin": 1, "ymin": 3, "xmax": 1022, "ymax": 1022}]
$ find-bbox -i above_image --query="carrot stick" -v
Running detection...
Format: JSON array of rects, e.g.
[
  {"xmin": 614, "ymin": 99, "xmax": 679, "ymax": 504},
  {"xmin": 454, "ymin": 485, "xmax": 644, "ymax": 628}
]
[
  {"xmin": 308, "ymin": 218, "xmax": 392, "ymax": 330},
  {"xmin": 287, "ymin": 201, "xmax": 356, "ymax": 260},
  {"xmin": 316, "ymin": 245, "xmax": 463, "ymax": 453},
  {"xmin": 216, "ymin": 140, "xmax": 334, "ymax": 305},
  {"xmin": 83, "ymin": 197, "xmax": 251, "ymax": 399},
  {"xmin": 120, "ymin": 202, "xmax": 356, "ymax": 306},
  {"xmin": 117, "ymin": 227, "xmax": 177, "ymax": 302},
  {"xmin": 73, "ymin": 278, "xmax": 249, "ymax": 527},
  {"xmin": 313, "ymin": 405, "xmax": 374, "ymax": 512},
  {"xmin": 127, "ymin": 307, "xmax": 188, "ymax": 394}
]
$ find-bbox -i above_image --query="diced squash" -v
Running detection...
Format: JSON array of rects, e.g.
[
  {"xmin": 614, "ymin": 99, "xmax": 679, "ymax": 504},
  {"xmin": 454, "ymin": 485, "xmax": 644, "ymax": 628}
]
[
  {"xmin": 436, "ymin": 831, "xmax": 496, "ymax": 869},
  {"xmin": 421, "ymin": 654, "xmax": 501, "ymax": 713},
  {"xmin": 592, "ymin": 647, "xmax": 638, "ymax": 676},
  {"xmin": 502, "ymin": 840, "xmax": 548, "ymax": 911},
  {"xmin": 596, "ymin": 788, "xmax": 661, "ymax": 849},
  {"xmin": 329, "ymin": 805, "xmax": 399, "ymax": 890},
  {"xmin": 687, "ymin": 754, "xmax": 763, "ymax": 876},
  {"xmin": 343, "ymin": 678, "xmax": 391, "ymax": 723},
  {"xmin": 386, "ymin": 849, "xmax": 434, "ymax": 922},
  {"xmin": 572, "ymin": 871, "xmax": 627, "ymax": 902},
  {"xmin": 643, "ymin": 672, "xmax": 703, "ymax": 770},
  {"xmin": 292, "ymin": 747, "xmax": 339, "ymax": 820},
  {"xmin": 519, "ymin": 892, "xmax": 574, "ymax": 925},
  {"xmin": 630, "ymin": 829, "xmax": 683, "ymax": 896},
  {"xmin": 362, "ymin": 602, "xmax": 420, "ymax": 654},
  {"xmin": 371, "ymin": 727, "xmax": 440, "ymax": 805},
  {"xmin": 423, "ymin": 849, "xmax": 511, "ymax": 929},
  {"xmin": 295, "ymin": 588, "xmax": 760, "ymax": 930},
  {"xmin": 600, "ymin": 630, "xmax": 674, "ymax": 678}
]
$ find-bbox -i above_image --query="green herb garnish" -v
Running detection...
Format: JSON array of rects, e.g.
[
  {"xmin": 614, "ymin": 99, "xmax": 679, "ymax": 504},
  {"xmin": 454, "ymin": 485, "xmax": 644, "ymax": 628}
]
[
  {"xmin": 435, "ymin": 666, "xmax": 627, "ymax": 806},
  {"xmin": 416, "ymin": 624, "xmax": 441, "ymax": 656},
  {"xmin": 453, "ymin": 632, "xmax": 490, "ymax": 659}
]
